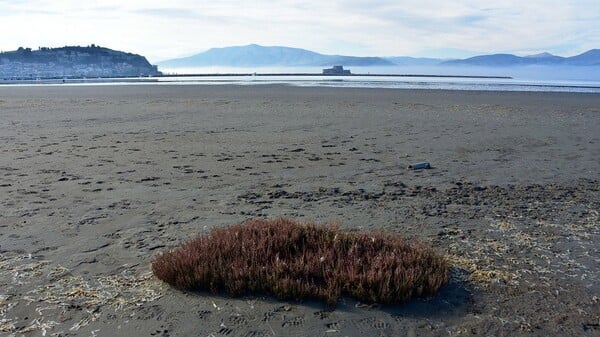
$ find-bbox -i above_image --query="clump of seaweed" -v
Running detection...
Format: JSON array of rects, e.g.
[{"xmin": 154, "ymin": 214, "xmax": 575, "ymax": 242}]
[{"xmin": 152, "ymin": 218, "xmax": 448, "ymax": 305}]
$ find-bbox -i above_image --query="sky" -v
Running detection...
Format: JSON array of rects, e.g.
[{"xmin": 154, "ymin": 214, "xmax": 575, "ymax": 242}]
[{"xmin": 0, "ymin": 0, "xmax": 598, "ymax": 62}]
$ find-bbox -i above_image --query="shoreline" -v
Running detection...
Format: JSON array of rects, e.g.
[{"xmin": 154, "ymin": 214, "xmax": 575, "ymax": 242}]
[
  {"xmin": 1, "ymin": 72, "xmax": 513, "ymax": 81},
  {"xmin": 1, "ymin": 78, "xmax": 599, "ymax": 95},
  {"xmin": 157, "ymin": 73, "xmax": 513, "ymax": 79}
]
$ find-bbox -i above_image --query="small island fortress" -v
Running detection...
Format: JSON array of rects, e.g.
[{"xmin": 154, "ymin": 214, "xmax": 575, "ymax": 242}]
[{"xmin": 322, "ymin": 65, "xmax": 351, "ymax": 75}]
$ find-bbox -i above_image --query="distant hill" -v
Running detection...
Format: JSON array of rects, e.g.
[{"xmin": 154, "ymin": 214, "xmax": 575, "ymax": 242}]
[
  {"xmin": 443, "ymin": 49, "xmax": 599, "ymax": 66},
  {"xmin": 159, "ymin": 44, "xmax": 394, "ymax": 68},
  {"xmin": 0, "ymin": 45, "xmax": 160, "ymax": 79},
  {"xmin": 525, "ymin": 52, "xmax": 557, "ymax": 58},
  {"xmin": 384, "ymin": 56, "xmax": 446, "ymax": 66},
  {"xmin": 444, "ymin": 53, "xmax": 533, "ymax": 66},
  {"xmin": 566, "ymin": 49, "xmax": 600, "ymax": 66}
]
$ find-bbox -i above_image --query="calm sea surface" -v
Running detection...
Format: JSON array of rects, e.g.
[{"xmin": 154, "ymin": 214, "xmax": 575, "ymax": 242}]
[
  {"xmin": 3, "ymin": 66, "xmax": 600, "ymax": 93},
  {"xmin": 152, "ymin": 75, "xmax": 600, "ymax": 93}
]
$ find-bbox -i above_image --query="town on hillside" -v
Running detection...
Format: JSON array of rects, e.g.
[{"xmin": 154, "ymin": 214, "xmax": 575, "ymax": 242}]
[{"xmin": 0, "ymin": 45, "xmax": 160, "ymax": 79}]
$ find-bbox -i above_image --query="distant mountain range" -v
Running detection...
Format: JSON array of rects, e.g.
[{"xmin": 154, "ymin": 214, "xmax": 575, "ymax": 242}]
[
  {"xmin": 159, "ymin": 44, "xmax": 394, "ymax": 67},
  {"xmin": 443, "ymin": 49, "xmax": 600, "ymax": 66},
  {"xmin": 0, "ymin": 45, "xmax": 160, "ymax": 79},
  {"xmin": 159, "ymin": 44, "xmax": 600, "ymax": 68}
]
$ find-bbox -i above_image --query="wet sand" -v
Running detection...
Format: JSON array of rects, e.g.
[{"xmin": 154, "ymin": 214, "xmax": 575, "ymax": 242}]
[{"xmin": 0, "ymin": 85, "xmax": 599, "ymax": 336}]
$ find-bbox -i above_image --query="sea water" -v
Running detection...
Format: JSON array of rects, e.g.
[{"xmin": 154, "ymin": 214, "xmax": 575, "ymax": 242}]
[
  {"xmin": 3, "ymin": 65, "xmax": 600, "ymax": 93},
  {"xmin": 152, "ymin": 75, "xmax": 600, "ymax": 93},
  {"xmin": 153, "ymin": 65, "xmax": 600, "ymax": 93}
]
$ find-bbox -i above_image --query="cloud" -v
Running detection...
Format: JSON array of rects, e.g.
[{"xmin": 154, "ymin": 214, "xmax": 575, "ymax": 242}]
[
  {"xmin": 0, "ymin": 0, "xmax": 597, "ymax": 61},
  {"xmin": 132, "ymin": 8, "xmax": 198, "ymax": 19}
]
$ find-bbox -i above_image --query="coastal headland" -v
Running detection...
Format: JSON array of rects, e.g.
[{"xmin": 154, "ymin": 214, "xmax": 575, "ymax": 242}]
[{"xmin": 0, "ymin": 85, "xmax": 598, "ymax": 336}]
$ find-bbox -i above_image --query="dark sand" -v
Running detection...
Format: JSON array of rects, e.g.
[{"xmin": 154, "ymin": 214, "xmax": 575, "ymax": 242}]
[{"xmin": 0, "ymin": 85, "xmax": 598, "ymax": 336}]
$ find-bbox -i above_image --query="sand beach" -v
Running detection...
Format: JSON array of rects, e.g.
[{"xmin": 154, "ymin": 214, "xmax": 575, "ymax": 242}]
[{"xmin": 0, "ymin": 85, "xmax": 598, "ymax": 336}]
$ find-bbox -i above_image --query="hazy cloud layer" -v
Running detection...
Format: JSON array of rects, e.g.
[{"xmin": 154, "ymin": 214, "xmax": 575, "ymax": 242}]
[{"xmin": 0, "ymin": 0, "xmax": 597, "ymax": 61}]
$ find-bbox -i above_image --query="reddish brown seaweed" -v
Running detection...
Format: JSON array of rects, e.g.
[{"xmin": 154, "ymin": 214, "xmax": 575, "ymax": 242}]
[{"xmin": 152, "ymin": 218, "xmax": 448, "ymax": 305}]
